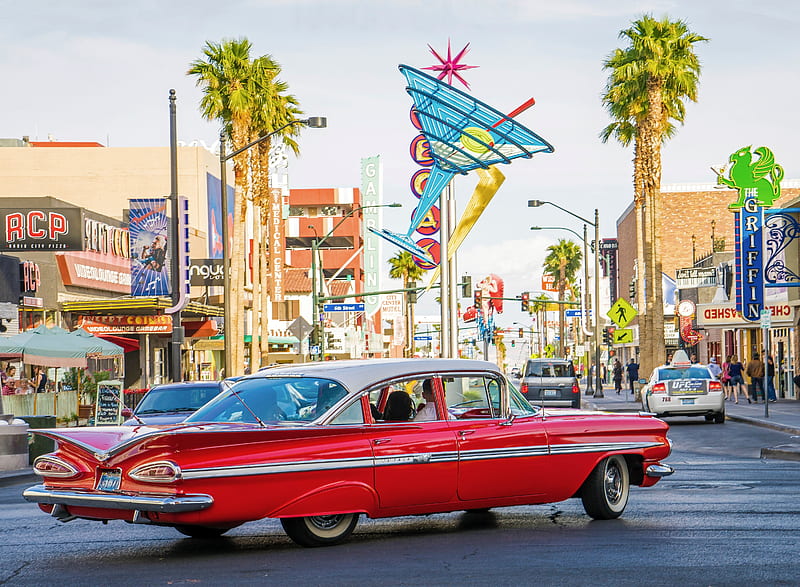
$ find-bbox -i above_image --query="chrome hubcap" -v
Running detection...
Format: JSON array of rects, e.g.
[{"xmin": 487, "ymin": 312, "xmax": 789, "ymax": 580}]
[
  {"xmin": 604, "ymin": 463, "xmax": 622, "ymax": 504},
  {"xmin": 308, "ymin": 514, "xmax": 345, "ymax": 530}
]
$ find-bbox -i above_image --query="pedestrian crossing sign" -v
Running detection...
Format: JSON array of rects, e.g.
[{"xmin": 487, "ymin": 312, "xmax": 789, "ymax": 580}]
[
  {"xmin": 608, "ymin": 298, "xmax": 637, "ymax": 328},
  {"xmin": 612, "ymin": 328, "xmax": 634, "ymax": 344}
]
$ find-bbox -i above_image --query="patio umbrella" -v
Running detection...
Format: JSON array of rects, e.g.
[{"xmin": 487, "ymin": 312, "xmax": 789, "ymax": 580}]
[
  {"xmin": 68, "ymin": 328, "xmax": 125, "ymax": 358},
  {"xmin": 0, "ymin": 325, "xmax": 121, "ymax": 368}
]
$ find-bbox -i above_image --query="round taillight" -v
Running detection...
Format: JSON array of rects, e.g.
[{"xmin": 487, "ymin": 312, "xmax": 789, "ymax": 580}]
[
  {"xmin": 129, "ymin": 461, "xmax": 182, "ymax": 483},
  {"xmin": 521, "ymin": 383, "xmax": 528, "ymax": 394},
  {"xmin": 33, "ymin": 456, "xmax": 80, "ymax": 479},
  {"xmin": 572, "ymin": 384, "xmax": 580, "ymax": 394}
]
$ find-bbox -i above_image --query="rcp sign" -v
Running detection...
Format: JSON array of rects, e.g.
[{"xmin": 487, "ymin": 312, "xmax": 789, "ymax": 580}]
[{"xmin": 0, "ymin": 208, "xmax": 83, "ymax": 251}]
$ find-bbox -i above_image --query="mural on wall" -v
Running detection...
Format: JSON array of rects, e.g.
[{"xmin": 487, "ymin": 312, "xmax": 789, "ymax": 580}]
[{"xmin": 129, "ymin": 198, "xmax": 170, "ymax": 297}]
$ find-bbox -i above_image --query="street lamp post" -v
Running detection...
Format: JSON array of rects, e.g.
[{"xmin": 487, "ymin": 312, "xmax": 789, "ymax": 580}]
[
  {"xmin": 218, "ymin": 117, "xmax": 326, "ymax": 376},
  {"xmin": 530, "ymin": 224, "xmax": 593, "ymax": 387},
  {"xmin": 529, "ymin": 200, "xmax": 603, "ymax": 397},
  {"xmin": 219, "ymin": 116, "xmax": 328, "ymax": 376},
  {"xmin": 309, "ymin": 203, "xmax": 400, "ymax": 361}
]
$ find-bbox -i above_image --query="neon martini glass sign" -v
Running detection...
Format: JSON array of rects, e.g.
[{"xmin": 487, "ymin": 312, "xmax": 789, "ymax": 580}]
[{"xmin": 370, "ymin": 65, "xmax": 554, "ymax": 261}]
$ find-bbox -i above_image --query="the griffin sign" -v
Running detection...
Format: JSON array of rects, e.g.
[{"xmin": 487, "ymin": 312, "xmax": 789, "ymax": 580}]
[{"xmin": 716, "ymin": 145, "xmax": 783, "ymax": 322}]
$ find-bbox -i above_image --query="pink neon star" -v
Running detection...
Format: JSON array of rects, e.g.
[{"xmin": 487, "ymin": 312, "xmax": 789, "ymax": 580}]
[{"xmin": 423, "ymin": 40, "xmax": 478, "ymax": 89}]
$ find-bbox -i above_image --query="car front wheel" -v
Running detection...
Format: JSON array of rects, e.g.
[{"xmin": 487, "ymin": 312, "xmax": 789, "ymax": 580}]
[
  {"xmin": 580, "ymin": 455, "xmax": 630, "ymax": 520},
  {"xmin": 280, "ymin": 513, "xmax": 360, "ymax": 547}
]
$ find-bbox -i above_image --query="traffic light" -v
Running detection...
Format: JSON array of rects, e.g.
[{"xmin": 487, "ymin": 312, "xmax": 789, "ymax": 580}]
[
  {"xmin": 474, "ymin": 289, "xmax": 482, "ymax": 307},
  {"xmin": 629, "ymin": 279, "xmax": 636, "ymax": 301},
  {"xmin": 518, "ymin": 327, "xmax": 524, "ymax": 338},
  {"xmin": 602, "ymin": 327, "xmax": 615, "ymax": 345},
  {"xmin": 407, "ymin": 281, "xmax": 417, "ymax": 304},
  {"xmin": 511, "ymin": 340, "xmax": 516, "ymax": 347},
  {"xmin": 461, "ymin": 275, "xmax": 472, "ymax": 298},
  {"xmin": 521, "ymin": 291, "xmax": 530, "ymax": 312}
]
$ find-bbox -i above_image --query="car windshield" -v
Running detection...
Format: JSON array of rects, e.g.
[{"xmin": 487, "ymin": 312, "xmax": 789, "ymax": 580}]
[
  {"xmin": 134, "ymin": 385, "xmax": 222, "ymax": 414},
  {"xmin": 185, "ymin": 376, "xmax": 350, "ymax": 424},
  {"xmin": 657, "ymin": 366, "xmax": 712, "ymax": 381},
  {"xmin": 526, "ymin": 362, "xmax": 575, "ymax": 377}
]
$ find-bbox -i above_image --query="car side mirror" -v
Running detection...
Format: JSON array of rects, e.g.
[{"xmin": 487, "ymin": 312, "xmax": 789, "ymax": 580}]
[
  {"xmin": 121, "ymin": 407, "xmax": 133, "ymax": 418},
  {"xmin": 638, "ymin": 378, "xmax": 648, "ymax": 385},
  {"xmin": 500, "ymin": 413, "xmax": 516, "ymax": 426}
]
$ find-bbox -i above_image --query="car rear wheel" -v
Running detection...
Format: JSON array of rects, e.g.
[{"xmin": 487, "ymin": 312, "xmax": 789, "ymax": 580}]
[
  {"xmin": 714, "ymin": 411, "xmax": 725, "ymax": 424},
  {"xmin": 280, "ymin": 513, "xmax": 359, "ymax": 547},
  {"xmin": 174, "ymin": 525, "xmax": 230, "ymax": 539},
  {"xmin": 581, "ymin": 455, "xmax": 630, "ymax": 520}
]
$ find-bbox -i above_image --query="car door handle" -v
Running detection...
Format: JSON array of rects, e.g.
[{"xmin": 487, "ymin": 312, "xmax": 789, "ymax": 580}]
[
  {"xmin": 373, "ymin": 438, "xmax": 392, "ymax": 445},
  {"xmin": 458, "ymin": 430, "xmax": 475, "ymax": 437}
]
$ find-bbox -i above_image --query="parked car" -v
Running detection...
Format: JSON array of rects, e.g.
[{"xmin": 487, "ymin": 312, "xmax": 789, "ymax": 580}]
[
  {"xmin": 122, "ymin": 381, "xmax": 227, "ymax": 425},
  {"xmin": 641, "ymin": 350, "xmax": 725, "ymax": 423},
  {"xmin": 24, "ymin": 358, "xmax": 672, "ymax": 548},
  {"xmin": 510, "ymin": 367, "xmax": 521, "ymax": 379},
  {"xmin": 520, "ymin": 358, "xmax": 581, "ymax": 408}
]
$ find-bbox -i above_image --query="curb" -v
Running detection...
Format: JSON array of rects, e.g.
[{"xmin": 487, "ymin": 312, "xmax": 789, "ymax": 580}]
[
  {"xmin": 725, "ymin": 414, "xmax": 800, "ymax": 436},
  {"xmin": 0, "ymin": 468, "xmax": 36, "ymax": 487},
  {"xmin": 760, "ymin": 445, "xmax": 800, "ymax": 462}
]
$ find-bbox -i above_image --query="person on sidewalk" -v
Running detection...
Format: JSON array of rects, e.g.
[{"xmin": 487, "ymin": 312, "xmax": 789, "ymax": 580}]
[
  {"xmin": 721, "ymin": 355, "xmax": 733, "ymax": 400},
  {"xmin": 612, "ymin": 359, "xmax": 623, "ymax": 393},
  {"xmin": 766, "ymin": 355, "xmax": 778, "ymax": 402},
  {"xmin": 708, "ymin": 356, "xmax": 722, "ymax": 381},
  {"xmin": 746, "ymin": 353, "xmax": 765, "ymax": 403},
  {"xmin": 727, "ymin": 355, "xmax": 749, "ymax": 404},
  {"xmin": 626, "ymin": 358, "xmax": 639, "ymax": 395}
]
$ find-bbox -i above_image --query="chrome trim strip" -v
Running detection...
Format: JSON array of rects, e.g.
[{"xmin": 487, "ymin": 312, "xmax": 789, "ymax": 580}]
[
  {"xmin": 22, "ymin": 484, "xmax": 213, "ymax": 513},
  {"xmin": 179, "ymin": 441, "xmax": 666, "ymax": 480},
  {"xmin": 645, "ymin": 464, "xmax": 675, "ymax": 477},
  {"xmin": 549, "ymin": 441, "xmax": 661, "ymax": 454},
  {"xmin": 182, "ymin": 456, "xmax": 375, "ymax": 480}
]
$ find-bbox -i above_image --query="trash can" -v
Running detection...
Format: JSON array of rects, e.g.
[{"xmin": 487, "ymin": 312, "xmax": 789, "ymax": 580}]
[{"xmin": 19, "ymin": 415, "xmax": 56, "ymax": 464}]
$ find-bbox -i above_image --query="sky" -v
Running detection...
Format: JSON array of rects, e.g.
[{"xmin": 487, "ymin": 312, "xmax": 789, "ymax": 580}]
[{"xmin": 3, "ymin": 0, "xmax": 799, "ymax": 330}]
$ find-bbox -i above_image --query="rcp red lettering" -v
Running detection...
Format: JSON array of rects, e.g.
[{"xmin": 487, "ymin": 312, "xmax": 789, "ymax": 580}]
[
  {"xmin": 49, "ymin": 213, "xmax": 67, "ymax": 239},
  {"xmin": 28, "ymin": 211, "xmax": 46, "ymax": 238},
  {"xmin": 6, "ymin": 213, "xmax": 23, "ymax": 242}
]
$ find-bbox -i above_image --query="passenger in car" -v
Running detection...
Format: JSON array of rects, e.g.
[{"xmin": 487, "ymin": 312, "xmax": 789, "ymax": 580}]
[
  {"xmin": 382, "ymin": 390, "xmax": 414, "ymax": 421},
  {"xmin": 414, "ymin": 379, "xmax": 437, "ymax": 421}
]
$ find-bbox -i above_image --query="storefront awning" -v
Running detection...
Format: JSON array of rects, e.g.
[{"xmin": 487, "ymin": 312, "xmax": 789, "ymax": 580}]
[
  {"xmin": 61, "ymin": 296, "xmax": 224, "ymax": 317},
  {"xmin": 96, "ymin": 333, "xmax": 140, "ymax": 352}
]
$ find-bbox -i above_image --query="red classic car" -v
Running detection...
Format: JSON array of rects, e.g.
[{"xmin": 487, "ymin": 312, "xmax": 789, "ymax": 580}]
[{"xmin": 24, "ymin": 359, "xmax": 673, "ymax": 547}]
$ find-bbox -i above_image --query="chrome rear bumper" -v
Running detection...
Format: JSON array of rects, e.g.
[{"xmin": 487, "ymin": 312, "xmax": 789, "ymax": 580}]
[
  {"xmin": 23, "ymin": 484, "xmax": 213, "ymax": 512},
  {"xmin": 645, "ymin": 464, "xmax": 675, "ymax": 478}
]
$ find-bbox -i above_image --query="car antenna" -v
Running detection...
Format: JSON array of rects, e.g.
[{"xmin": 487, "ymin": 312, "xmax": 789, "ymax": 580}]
[
  {"xmin": 228, "ymin": 385, "xmax": 268, "ymax": 428},
  {"xmin": 107, "ymin": 385, "xmax": 146, "ymax": 425}
]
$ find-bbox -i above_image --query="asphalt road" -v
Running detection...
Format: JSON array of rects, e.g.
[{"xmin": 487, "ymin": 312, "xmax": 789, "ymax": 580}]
[{"xmin": 1, "ymin": 420, "xmax": 798, "ymax": 586}]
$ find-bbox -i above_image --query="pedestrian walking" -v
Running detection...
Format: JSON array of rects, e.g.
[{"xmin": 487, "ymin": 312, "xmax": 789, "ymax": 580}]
[
  {"xmin": 745, "ymin": 353, "xmax": 765, "ymax": 402},
  {"xmin": 626, "ymin": 358, "xmax": 639, "ymax": 395},
  {"xmin": 721, "ymin": 355, "xmax": 733, "ymax": 400},
  {"xmin": 766, "ymin": 355, "xmax": 778, "ymax": 402},
  {"xmin": 708, "ymin": 356, "xmax": 722, "ymax": 381},
  {"xmin": 34, "ymin": 366, "xmax": 48, "ymax": 393},
  {"xmin": 612, "ymin": 359, "xmax": 623, "ymax": 393},
  {"xmin": 727, "ymin": 355, "xmax": 749, "ymax": 404}
]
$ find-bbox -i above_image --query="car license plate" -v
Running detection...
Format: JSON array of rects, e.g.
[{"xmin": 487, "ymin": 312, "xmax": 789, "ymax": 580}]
[
  {"xmin": 544, "ymin": 389, "xmax": 558, "ymax": 397},
  {"xmin": 681, "ymin": 398, "xmax": 695, "ymax": 405},
  {"xmin": 97, "ymin": 470, "xmax": 121, "ymax": 492}
]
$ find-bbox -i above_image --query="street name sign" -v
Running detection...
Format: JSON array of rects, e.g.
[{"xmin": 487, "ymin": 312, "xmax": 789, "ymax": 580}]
[{"xmin": 322, "ymin": 303, "xmax": 366, "ymax": 312}]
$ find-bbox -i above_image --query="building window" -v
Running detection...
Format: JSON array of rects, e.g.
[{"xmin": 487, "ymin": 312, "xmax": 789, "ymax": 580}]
[
  {"xmin": 320, "ymin": 206, "xmax": 339, "ymax": 216},
  {"xmin": 288, "ymin": 206, "xmax": 305, "ymax": 217}
]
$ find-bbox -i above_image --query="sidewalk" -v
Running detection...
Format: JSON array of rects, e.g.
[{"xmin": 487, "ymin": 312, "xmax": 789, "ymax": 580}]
[{"xmin": 585, "ymin": 387, "xmax": 800, "ymax": 461}]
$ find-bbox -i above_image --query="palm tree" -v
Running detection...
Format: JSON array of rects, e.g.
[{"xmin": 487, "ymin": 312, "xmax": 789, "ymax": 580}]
[
  {"xmin": 543, "ymin": 239, "xmax": 582, "ymax": 357},
  {"xmin": 188, "ymin": 39, "xmax": 304, "ymax": 374},
  {"xmin": 249, "ymin": 60, "xmax": 303, "ymax": 370},
  {"xmin": 530, "ymin": 293, "xmax": 552, "ymax": 357},
  {"xmin": 388, "ymin": 252, "xmax": 425, "ymax": 357},
  {"xmin": 600, "ymin": 15, "xmax": 707, "ymax": 375}
]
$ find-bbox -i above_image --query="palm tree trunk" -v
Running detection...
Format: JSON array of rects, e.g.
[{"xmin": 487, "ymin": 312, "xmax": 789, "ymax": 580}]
[
  {"xmin": 558, "ymin": 260, "xmax": 566, "ymax": 357},
  {"xmin": 250, "ymin": 199, "xmax": 262, "ymax": 370}
]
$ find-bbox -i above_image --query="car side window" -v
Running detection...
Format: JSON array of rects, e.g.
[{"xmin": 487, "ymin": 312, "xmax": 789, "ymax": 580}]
[
  {"xmin": 329, "ymin": 396, "xmax": 365, "ymax": 425},
  {"xmin": 444, "ymin": 376, "xmax": 497, "ymax": 419}
]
